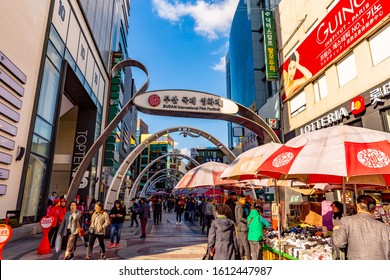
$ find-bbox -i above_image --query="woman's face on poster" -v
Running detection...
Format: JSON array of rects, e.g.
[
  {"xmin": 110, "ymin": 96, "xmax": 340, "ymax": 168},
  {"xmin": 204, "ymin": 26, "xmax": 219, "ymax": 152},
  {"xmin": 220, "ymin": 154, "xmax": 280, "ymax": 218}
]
[{"xmin": 288, "ymin": 60, "xmax": 297, "ymax": 79}]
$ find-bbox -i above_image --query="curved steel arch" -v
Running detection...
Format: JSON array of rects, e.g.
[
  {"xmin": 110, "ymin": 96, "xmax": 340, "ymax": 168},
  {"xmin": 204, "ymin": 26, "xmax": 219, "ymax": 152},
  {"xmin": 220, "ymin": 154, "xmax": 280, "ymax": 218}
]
[
  {"xmin": 142, "ymin": 173, "xmax": 184, "ymax": 197},
  {"xmin": 66, "ymin": 59, "xmax": 149, "ymax": 204},
  {"xmin": 145, "ymin": 175, "xmax": 182, "ymax": 195},
  {"xmin": 141, "ymin": 168, "xmax": 185, "ymax": 197},
  {"xmin": 131, "ymin": 152, "xmax": 199, "ymax": 198},
  {"xmin": 104, "ymin": 126, "xmax": 234, "ymax": 209}
]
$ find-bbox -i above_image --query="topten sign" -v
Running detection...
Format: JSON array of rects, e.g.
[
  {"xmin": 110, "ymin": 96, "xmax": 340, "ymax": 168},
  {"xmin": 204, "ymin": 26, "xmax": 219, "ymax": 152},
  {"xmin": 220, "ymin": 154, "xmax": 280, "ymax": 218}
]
[{"xmin": 134, "ymin": 90, "xmax": 239, "ymax": 115}]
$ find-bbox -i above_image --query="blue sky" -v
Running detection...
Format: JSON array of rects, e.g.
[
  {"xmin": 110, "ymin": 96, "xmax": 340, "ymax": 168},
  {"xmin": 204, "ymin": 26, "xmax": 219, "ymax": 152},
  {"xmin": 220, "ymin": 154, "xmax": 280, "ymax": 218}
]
[{"xmin": 127, "ymin": 0, "xmax": 239, "ymax": 154}]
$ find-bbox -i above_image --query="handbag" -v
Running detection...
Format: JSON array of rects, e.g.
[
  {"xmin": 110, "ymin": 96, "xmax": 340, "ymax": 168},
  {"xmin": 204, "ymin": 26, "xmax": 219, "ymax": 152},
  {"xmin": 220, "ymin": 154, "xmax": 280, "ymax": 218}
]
[
  {"xmin": 78, "ymin": 227, "xmax": 85, "ymax": 237},
  {"xmin": 88, "ymin": 227, "xmax": 94, "ymax": 234},
  {"xmin": 55, "ymin": 235, "xmax": 62, "ymax": 253}
]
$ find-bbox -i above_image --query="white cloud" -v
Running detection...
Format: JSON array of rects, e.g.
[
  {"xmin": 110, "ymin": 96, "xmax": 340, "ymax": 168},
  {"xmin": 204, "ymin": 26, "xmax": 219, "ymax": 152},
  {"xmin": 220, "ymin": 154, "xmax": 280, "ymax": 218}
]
[
  {"xmin": 152, "ymin": 0, "xmax": 239, "ymax": 40},
  {"xmin": 174, "ymin": 141, "xmax": 180, "ymax": 148},
  {"xmin": 211, "ymin": 56, "xmax": 226, "ymax": 72}
]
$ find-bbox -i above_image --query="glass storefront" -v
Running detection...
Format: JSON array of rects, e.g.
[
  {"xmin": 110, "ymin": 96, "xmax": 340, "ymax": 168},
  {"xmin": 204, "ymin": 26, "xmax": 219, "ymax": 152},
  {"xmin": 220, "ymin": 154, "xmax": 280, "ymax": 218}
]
[{"xmin": 20, "ymin": 25, "xmax": 103, "ymax": 223}]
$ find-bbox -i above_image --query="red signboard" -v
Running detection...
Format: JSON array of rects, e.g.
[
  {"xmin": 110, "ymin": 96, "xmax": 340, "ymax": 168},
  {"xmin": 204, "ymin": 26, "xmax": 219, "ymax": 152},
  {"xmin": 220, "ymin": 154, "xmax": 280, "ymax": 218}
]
[
  {"xmin": 280, "ymin": 0, "xmax": 390, "ymax": 102},
  {"xmin": 0, "ymin": 224, "xmax": 12, "ymax": 260},
  {"xmin": 351, "ymin": 95, "xmax": 366, "ymax": 115}
]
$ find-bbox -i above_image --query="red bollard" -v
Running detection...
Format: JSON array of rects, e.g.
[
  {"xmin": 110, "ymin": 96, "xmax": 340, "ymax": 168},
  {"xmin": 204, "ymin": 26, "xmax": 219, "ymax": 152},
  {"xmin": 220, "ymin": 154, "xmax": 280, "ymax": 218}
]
[
  {"xmin": 37, "ymin": 216, "xmax": 54, "ymax": 255},
  {"xmin": 0, "ymin": 224, "xmax": 13, "ymax": 260}
]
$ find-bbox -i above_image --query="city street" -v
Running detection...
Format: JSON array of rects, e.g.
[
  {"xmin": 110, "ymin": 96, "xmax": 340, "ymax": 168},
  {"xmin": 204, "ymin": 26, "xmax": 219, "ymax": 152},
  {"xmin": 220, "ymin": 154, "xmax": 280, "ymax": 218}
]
[{"xmin": 2, "ymin": 212, "xmax": 207, "ymax": 260}]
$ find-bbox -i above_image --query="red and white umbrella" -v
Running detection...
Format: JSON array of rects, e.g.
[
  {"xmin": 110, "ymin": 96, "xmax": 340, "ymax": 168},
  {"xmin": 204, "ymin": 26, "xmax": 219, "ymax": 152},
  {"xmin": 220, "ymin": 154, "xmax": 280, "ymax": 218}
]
[
  {"xmin": 220, "ymin": 142, "xmax": 283, "ymax": 181},
  {"xmin": 257, "ymin": 125, "xmax": 390, "ymax": 186},
  {"xmin": 173, "ymin": 162, "xmax": 237, "ymax": 190}
]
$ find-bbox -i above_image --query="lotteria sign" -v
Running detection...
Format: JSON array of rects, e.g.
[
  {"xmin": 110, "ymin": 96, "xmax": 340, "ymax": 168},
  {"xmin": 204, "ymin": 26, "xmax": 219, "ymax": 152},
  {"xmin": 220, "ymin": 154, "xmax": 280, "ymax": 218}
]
[
  {"xmin": 280, "ymin": 0, "xmax": 390, "ymax": 102},
  {"xmin": 133, "ymin": 90, "xmax": 239, "ymax": 115}
]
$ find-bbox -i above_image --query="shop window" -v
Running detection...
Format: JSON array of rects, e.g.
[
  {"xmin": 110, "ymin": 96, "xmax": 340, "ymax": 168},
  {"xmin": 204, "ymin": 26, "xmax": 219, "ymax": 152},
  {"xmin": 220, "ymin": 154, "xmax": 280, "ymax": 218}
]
[
  {"xmin": 337, "ymin": 53, "xmax": 357, "ymax": 87},
  {"xmin": 314, "ymin": 75, "xmax": 328, "ymax": 102},
  {"xmin": 31, "ymin": 134, "xmax": 51, "ymax": 158},
  {"xmin": 20, "ymin": 154, "xmax": 48, "ymax": 223},
  {"xmin": 290, "ymin": 90, "xmax": 306, "ymax": 117},
  {"xmin": 369, "ymin": 24, "xmax": 390, "ymax": 66},
  {"xmin": 37, "ymin": 59, "xmax": 60, "ymax": 124}
]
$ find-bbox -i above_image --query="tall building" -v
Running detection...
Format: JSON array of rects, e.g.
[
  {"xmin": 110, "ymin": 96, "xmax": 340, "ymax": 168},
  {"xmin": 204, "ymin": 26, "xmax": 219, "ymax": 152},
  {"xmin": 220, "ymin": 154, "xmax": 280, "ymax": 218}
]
[
  {"xmin": 138, "ymin": 134, "xmax": 174, "ymax": 193},
  {"xmin": 276, "ymin": 0, "xmax": 390, "ymax": 141},
  {"xmin": 226, "ymin": 0, "xmax": 280, "ymax": 152},
  {"xmin": 0, "ymin": 0, "xmax": 136, "ymax": 223}
]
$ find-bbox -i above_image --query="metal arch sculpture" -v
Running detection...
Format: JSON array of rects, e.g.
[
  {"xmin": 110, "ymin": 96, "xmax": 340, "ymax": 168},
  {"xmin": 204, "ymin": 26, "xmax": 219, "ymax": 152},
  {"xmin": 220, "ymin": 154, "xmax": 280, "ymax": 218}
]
[
  {"xmin": 140, "ymin": 168, "xmax": 185, "ymax": 197},
  {"xmin": 143, "ymin": 174, "xmax": 183, "ymax": 193},
  {"xmin": 66, "ymin": 59, "xmax": 149, "ymax": 204},
  {"xmin": 131, "ymin": 152, "xmax": 200, "ymax": 198},
  {"xmin": 68, "ymin": 60, "xmax": 280, "ymax": 208},
  {"xmin": 104, "ymin": 126, "xmax": 235, "ymax": 209}
]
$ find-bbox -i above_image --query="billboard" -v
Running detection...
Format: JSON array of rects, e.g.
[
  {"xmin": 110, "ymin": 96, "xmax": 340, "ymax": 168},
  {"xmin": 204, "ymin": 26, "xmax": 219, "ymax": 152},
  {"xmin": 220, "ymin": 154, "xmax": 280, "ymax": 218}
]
[{"xmin": 280, "ymin": 0, "xmax": 390, "ymax": 102}]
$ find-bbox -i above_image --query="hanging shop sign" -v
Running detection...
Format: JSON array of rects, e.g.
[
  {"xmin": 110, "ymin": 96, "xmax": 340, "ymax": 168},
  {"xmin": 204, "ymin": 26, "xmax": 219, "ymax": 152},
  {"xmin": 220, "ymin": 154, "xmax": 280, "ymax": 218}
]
[
  {"xmin": 133, "ymin": 90, "xmax": 239, "ymax": 115},
  {"xmin": 267, "ymin": 118, "xmax": 280, "ymax": 129},
  {"xmin": 262, "ymin": 10, "xmax": 278, "ymax": 80},
  {"xmin": 280, "ymin": 0, "xmax": 390, "ymax": 102}
]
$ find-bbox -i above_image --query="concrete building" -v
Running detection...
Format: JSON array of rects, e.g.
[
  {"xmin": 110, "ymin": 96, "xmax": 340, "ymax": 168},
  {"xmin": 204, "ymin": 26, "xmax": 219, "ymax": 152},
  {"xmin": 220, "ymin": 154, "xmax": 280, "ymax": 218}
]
[
  {"xmin": 276, "ymin": 0, "xmax": 390, "ymax": 141},
  {"xmin": 191, "ymin": 147, "xmax": 226, "ymax": 164},
  {"xmin": 0, "ymin": 0, "xmax": 135, "ymax": 223},
  {"xmin": 138, "ymin": 134, "xmax": 175, "ymax": 193},
  {"xmin": 226, "ymin": 0, "xmax": 281, "ymax": 152}
]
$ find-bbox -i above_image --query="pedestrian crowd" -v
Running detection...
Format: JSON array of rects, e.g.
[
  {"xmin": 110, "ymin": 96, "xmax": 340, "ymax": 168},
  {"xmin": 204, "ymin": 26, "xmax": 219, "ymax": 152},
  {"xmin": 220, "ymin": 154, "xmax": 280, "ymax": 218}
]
[{"xmin": 44, "ymin": 191, "xmax": 390, "ymax": 261}]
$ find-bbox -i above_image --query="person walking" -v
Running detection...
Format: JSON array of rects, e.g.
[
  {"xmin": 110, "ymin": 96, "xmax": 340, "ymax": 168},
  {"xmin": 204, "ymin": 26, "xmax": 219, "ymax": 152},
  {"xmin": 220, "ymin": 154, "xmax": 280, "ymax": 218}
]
[
  {"xmin": 130, "ymin": 197, "xmax": 140, "ymax": 227},
  {"xmin": 235, "ymin": 194, "xmax": 251, "ymax": 260},
  {"xmin": 203, "ymin": 198, "xmax": 216, "ymax": 236},
  {"xmin": 86, "ymin": 201, "xmax": 110, "ymax": 260},
  {"xmin": 198, "ymin": 197, "xmax": 206, "ymax": 228},
  {"xmin": 57, "ymin": 201, "xmax": 82, "ymax": 260},
  {"xmin": 153, "ymin": 198, "xmax": 162, "ymax": 225},
  {"xmin": 138, "ymin": 197, "xmax": 150, "ymax": 239},
  {"xmin": 175, "ymin": 197, "xmax": 185, "ymax": 225},
  {"xmin": 48, "ymin": 198, "xmax": 64, "ymax": 248},
  {"xmin": 247, "ymin": 204, "xmax": 270, "ymax": 260},
  {"xmin": 332, "ymin": 195, "xmax": 390, "ymax": 260},
  {"xmin": 109, "ymin": 200, "xmax": 126, "ymax": 249},
  {"xmin": 225, "ymin": 191, "xmax": 237, "ymax": 222},
  {"xmin": 208, "ymin": 204, "xmax": 239, "ymax": 260}
]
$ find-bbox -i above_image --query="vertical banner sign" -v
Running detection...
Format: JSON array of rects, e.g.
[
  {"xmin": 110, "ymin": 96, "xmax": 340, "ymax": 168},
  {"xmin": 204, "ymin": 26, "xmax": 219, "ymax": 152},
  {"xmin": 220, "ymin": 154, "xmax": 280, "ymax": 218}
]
[
  {"xmin": 262, "ymin": 10, "xmax": 278, "ymax": 80},
  {"xmin": 70, "ymin": 109, "xmax": 96, "ymax": 204},
  {"xmin": 280, "ymin": 0, "xmax": 390, "ymax": 102}
]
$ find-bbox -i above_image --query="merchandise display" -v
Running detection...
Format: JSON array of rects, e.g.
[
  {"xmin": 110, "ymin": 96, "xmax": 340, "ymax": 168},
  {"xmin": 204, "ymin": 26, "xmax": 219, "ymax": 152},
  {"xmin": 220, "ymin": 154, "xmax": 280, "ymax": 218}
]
[{"xmin": 265, "ymin": 228, "xmax": 332, "ymax": 260}]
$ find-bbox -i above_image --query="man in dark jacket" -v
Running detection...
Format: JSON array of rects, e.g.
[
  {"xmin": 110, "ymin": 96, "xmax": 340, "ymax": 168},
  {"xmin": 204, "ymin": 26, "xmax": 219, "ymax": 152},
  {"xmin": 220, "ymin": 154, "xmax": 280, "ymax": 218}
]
[
  {"xmin": 138, "ymin": 198, "xmax": 150, "ymax": 239},
  {"xmin": 130, "ymin": 198, "xmax": 140, "ymax": 227},
  {"xmin": 225, "ymin": 191, "xmax": 237, "ymax": 222},
  {"xmin": 235, "ymin": 194, "xmax": 251, "ymax": 260}
]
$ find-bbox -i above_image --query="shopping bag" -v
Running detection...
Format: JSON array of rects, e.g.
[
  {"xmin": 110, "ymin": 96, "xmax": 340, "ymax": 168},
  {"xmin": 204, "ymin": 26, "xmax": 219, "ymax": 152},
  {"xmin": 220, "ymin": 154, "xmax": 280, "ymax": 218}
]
[
  {"xmin": 55, "ymin": 235, "xmax": 62, "ymax": 253},
  {"xmin": 78, "ymin": 227, "xmax": 85, "ymax": 237}
]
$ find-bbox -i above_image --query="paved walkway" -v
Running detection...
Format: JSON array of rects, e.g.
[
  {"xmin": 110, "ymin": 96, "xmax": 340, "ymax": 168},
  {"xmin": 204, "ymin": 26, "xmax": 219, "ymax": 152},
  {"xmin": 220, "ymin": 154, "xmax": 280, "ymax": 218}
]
[{"xmin": 2, "ymin": 211, "xmax": 208, "ymax": 260}]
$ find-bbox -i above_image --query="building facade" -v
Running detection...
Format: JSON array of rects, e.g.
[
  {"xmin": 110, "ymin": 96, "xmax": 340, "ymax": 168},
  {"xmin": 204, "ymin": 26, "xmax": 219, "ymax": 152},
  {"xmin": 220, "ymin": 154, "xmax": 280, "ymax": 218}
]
[
  {"xmin": 276, "ymin": 0, "xmax": 390, "ymax": 141},
  {"xmin": 0, "ymin": 0, "xmax": 135, "ymax": 223},
  {"xmin": 226, "ymin": 0, "xmax": 280, "ymax": 151},
  {"xmin": 138, "ymin": 134, "xmax": 174, "ymax": 193},
  {"xmin": 191, "ymin": 147, "xmax": 225, "ymax": 164}
]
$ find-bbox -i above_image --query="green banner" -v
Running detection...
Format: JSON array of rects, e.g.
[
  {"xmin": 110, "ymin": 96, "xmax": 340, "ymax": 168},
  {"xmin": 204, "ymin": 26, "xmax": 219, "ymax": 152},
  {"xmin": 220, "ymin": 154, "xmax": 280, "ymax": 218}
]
[{"xmin": 262, "ymin": 10, "xmax": 278, "ymax": 80}]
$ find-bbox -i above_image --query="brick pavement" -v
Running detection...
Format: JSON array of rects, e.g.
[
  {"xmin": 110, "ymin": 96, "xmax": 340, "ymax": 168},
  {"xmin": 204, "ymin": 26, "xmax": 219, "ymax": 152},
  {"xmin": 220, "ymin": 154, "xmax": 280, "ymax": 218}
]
[{"xmin": 2, "ymin": 211, "xmax": 208, "ymax": 260}]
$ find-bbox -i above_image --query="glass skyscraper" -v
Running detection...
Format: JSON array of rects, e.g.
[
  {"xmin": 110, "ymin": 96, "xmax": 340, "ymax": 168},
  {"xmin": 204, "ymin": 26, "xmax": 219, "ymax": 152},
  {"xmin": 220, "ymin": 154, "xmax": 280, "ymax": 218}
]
[{"xmin": 226, "ymin": 0, "xmax": 280, "ymax": 150}]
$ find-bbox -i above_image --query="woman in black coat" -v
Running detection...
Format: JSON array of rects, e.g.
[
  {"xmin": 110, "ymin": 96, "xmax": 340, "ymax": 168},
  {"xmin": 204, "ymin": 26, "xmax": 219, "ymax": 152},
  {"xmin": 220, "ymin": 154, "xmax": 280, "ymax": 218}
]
[{"xmin": 208, "ymin": 204, "xmax": 239, "ymax": 260}]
